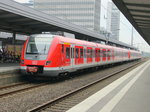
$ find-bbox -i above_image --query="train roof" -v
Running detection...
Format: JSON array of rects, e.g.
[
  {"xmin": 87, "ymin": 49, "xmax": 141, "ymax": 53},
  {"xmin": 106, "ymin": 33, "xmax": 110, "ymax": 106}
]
[
  {"xmin": 29, "ymin": 34, "xmax": 140, "ymax": 52},
  {"xmin": 57, "ymin": 35, "xmax": 97, "ymax": 47},
  {"xmin": 56, "ymin": 35, "xmax": 139, "ymax": 51},
  {"xmin": 31, "ymin": 34, "xmax": 55, "ymax": 38},
  {"xmin": 56, "ymin": 35, "xmax": 126, "ymax": 50}
]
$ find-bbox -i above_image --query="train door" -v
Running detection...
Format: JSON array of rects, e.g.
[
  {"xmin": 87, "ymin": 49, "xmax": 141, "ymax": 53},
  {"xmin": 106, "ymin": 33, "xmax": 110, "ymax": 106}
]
[
  {"xmin": 102, "ymin": 49, "xmax": 106, "ymax": 61},
  {"xmin": 92, "ymin": 48, "xmax": 95, "ymax": 63},
  {"xmin": 75, "ymin": 46, "xmax": 80, "ymax": 65},
  {"xmin": 83, "ymin": 46, "xmax": 87, "ymax": 64},
  {"xmin": 95, "ymin": 48, "xmax": 100, "ymax": 62},
  {"xmin": 112, "ymin": 48, "xmax": 115, "ymax": 61},
  {"xmin": 63, "ymin": 44, "xmax": 71, "ymax": 66},
  {"xmin": 79, "ymin": 47, "xmax": 84, "ymax": 64},
  {"xmin": 100, "ymin": 48, "xmax": 102, "ymax": 62},
  {"xmin": 122, "ymin": 50, "xmax": 124, "ymax": 60},
  {"xmin": 107, "ymin": 49, "xmax": 110, "ymax": 61},
  {"xmin": 128, "ymin": 51, "xmax": 131, "ymax": 60},
  {"xmin": 61, "ymin": 44, "xmax": 65, "ymax": 67},
  {"xmin": 71, "ymin": 44, "xmax": 75, "ymax": 68},
  {"xmin": 87, "ymin": 47, "xmax": 92, "ymax": 63}
]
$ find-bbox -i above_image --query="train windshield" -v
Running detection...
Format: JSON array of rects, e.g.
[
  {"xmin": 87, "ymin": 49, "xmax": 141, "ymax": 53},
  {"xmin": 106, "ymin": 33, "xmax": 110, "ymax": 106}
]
[{"xmin": 26, "ymin": 36, "xmax": 54, "ymax": 55}]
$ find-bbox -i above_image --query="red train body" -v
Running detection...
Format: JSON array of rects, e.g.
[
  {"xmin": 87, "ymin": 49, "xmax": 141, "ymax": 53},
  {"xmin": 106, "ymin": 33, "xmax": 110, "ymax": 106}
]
[{"xmin": 20, "ymin": 34, "xmax": 141, "ymax": 76}]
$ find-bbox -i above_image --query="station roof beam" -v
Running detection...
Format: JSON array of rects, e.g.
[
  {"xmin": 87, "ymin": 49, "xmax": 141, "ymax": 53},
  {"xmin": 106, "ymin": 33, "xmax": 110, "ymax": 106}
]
[{"xmin": 113, "ymin": 0, "xmax": 150, "ymax": 45}]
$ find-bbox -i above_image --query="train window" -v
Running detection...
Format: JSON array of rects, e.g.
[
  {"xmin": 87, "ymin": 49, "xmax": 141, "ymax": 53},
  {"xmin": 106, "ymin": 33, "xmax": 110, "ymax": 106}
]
[
  {"xmin": 115, "ymin": 50, "xmax": 118, "ymax": 57},
  {"xmin": 75, "ymin": 48, "xmax": 79, "ymax": 58},
  {"xmin": 62, "ymin": 44, "xmax": 64, "ymax": 53},
  {"xmin": 110, "ymin": 50, "xmax": 112, "ymax": 57},
  {"xmin": 87, "ymin": 49, "xmax": 90, "ymax": 58},
  {"xmin": 92, "ymin": 49, "xmax": 95, "ymax": 58},
  {"xmin": 84, "ymin": 48, "xmax": 86, "ymax": 58},
  {"xmin": 80, "ymin": 48, "xmax": 83, "ymax": 58},
  {"xmin": 95, "ymin": 49, "xmax": 100, "ymax": 58},
  {"xmin": 87, "ymin": 49, "xmax": 92, "ymax": 58},
  {"xmin": 123, "ymin": 52, "xmax": 125, "ymax": 57},
  {"xmin": 73, "ymin": 48, "xmax": 74, "ymax": 58},
  {"xmin": 71, "ymin": 48, "xmax": 74, "ymax": 58},
  {"xmin": 102, "ymin": 49, "xmax": 106, "ymax": 57},
  {"xmin": 117, "ymin": 51, "xmax": 119, "ymax": 57},
  {"xmin": 90, "ymin": 49, "xmax": 93, "ymax": 58},
  {"xmin": 71, "ymin": 48, "xmax": 72, "ymax": 58},
  {"xmin": 98, "ymin": 50, "xmax": 100, "ymax": 57},
  {"xmin": 66, "ymin": 47, "xmax": 70, "ymax": 59},
  {"xmin": 106, "ymin": 50, "xmax": 108, "ymax": 57},
  {"xmin": 107, "ymin": 49, "xmax": 110, "ymax": 58},
  {"xmin": 100, "ymin": 50, "xmax": 102, "ymax": 57},
  {"xmin": 95, "ymin": 49, "xmax": 97, "ymax": 58}
]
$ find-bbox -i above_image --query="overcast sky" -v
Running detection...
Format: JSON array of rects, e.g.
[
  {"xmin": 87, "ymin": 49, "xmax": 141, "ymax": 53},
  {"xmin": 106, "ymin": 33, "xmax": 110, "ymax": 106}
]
[
  {"xmin": 14, "ymin": 0, "xmax": 29, "ymax": 3},
  {"xmin": 14, "ymin": 0, "xmax": 150, "ymax": 52}
]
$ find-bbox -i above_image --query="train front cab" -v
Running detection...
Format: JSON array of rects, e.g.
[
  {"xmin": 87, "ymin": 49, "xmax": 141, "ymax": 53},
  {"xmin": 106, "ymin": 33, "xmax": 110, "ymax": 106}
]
[{"xmin": 20, "ymin": 35, "xmax": 62, "ymax": 76}]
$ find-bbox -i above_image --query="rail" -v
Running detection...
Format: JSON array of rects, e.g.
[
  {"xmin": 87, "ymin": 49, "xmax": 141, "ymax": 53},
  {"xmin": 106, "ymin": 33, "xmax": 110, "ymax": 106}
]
[{"xmin": 28, "ymin": 60, "xmax": 142, "ymax": 112}]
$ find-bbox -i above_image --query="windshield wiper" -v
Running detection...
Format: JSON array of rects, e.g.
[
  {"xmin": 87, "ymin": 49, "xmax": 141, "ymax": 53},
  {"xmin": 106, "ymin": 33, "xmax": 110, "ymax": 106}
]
[
  {"xmin": 43, "ymin": 45, "xmax": 47, "ymax": 54},
  {"xmin": 26, "ymin": 52, "xmax": 39, "ymax": 54}
]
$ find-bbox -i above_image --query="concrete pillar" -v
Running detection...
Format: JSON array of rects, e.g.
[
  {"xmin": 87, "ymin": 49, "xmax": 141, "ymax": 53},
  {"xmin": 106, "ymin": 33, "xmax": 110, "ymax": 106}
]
[{"xmin": 12, "ymin": 32, "xmax": 16, "ymax": 55}]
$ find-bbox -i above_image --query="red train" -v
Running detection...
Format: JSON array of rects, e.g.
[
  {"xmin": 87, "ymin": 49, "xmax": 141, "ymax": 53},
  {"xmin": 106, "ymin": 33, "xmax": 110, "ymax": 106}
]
[{"xmin": 20, "ymin": 34, "xmax": 141, "ymax": 77}]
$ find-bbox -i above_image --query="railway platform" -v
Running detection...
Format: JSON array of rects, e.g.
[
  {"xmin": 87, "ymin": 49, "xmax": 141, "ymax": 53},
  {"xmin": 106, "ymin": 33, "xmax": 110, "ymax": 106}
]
[
  {"xmin": 67, "ymin": 59, "xmax": 150, "ymax": 112},
  {"xmin": 0, "ymin": 63, "xmax": 19, "ymax": 74},
  {"xmin": 0, "ymin": 63, "xmax": 21, "ymax": 86}
]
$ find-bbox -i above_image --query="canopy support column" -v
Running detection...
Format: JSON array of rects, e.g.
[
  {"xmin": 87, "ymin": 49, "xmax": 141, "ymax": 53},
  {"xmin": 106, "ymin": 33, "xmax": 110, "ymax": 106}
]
[{"xmin": 12, "ymin": 32, "xmax": 16, "ymax": 55}]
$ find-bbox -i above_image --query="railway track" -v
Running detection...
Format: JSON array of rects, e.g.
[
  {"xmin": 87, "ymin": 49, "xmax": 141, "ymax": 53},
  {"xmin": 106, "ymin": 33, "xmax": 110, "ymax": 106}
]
[
  {"xmin": 0, "ymin": 82, "xmax": 48, "ymax": 98},
  {"xmin": 0, "ymin": 82, "xmax": 26, "ymax": 90},
  {"xmin": 28, "ymin": 60, "xmax": 143, "ymax": 112}
]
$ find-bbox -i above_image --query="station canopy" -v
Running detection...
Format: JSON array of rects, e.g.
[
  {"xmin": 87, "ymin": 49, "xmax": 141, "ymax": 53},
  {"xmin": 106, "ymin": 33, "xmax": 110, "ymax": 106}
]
[
  {"xmin": 0, "ymin": 0, "xmax": 135, "ymax": 49},
  {"xmin": 113, "ymin": 0, "xmax": 150, "ymax": 45}
]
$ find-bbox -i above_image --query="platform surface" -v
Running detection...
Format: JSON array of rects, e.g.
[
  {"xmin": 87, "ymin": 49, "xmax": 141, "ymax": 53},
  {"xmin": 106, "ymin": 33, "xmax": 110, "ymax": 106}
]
[
  {"xmin": 0, "ymin": 63, "xmax": 19, "ymax": 73},
  {"xmin": 67, "ymin": 59, "xmax": 150, "ymax": 112}
]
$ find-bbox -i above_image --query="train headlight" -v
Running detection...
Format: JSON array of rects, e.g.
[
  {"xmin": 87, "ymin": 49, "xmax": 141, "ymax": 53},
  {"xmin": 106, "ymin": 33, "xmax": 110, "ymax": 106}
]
[
  {"xmin": 20, "ymin": 60, "xmax": 24, "ymax": 64},
  {"xmin": 45, "ymin": 61, "xmax": 51, "ymax": 65}
]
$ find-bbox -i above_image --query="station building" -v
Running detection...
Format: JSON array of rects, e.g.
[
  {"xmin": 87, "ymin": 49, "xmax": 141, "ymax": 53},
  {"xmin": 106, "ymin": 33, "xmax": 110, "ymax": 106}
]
[
  {"xmin": 106, "ymin": 2, "xmax": 120, "ymax": 41},
  {"xmin": 34, "ymin": 0, "xmax": 101, "ymax": 33}
]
